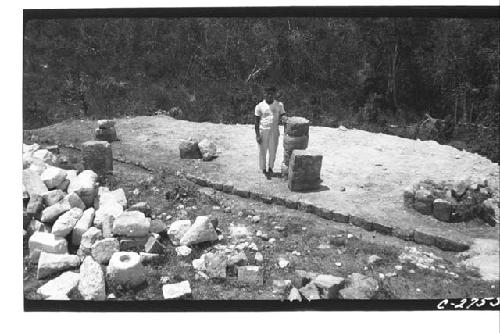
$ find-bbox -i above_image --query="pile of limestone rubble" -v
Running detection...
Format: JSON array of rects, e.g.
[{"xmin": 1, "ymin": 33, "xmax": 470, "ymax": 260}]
[{"xmin": 23, "ymin": 142, "xmax": 382, "ymax": 301}]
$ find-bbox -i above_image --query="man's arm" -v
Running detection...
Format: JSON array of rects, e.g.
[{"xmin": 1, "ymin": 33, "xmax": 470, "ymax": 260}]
[{"xmin": 255, "ymin": 116, "xmax": 262, "ymax": 143}]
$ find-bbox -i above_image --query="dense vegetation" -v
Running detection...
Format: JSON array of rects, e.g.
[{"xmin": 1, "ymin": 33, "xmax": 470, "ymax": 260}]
[{"xmin": 23, "ymin": 17, "xmax": 498, "ymax": 149}]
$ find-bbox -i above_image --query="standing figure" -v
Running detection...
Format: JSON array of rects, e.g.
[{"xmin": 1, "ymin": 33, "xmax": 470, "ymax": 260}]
[{"xmin": 254, "ymin": 86, "xmax": 287, "ymax": 179}]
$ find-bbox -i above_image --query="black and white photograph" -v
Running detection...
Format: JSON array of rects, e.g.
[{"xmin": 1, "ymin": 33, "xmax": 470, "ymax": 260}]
[{"xmin": 16, "ymin": 2, "xmax": 499, "ymax": 320}]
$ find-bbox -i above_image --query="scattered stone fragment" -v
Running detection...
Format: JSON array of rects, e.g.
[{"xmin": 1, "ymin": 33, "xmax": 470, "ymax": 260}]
[
  {"xmin": 68, "ymin": 170, "xmax": 98, "ymax": 207},
  {"xmin": 198, "ymin": 138, "xmax": 217, "ymax": 161},
  {"xmin": 179, "ymin": 215, "xmax": 218, "ymax": 246},
  {"xmin": 251, "ymin": 215, "xmax": 261, "ymax": 223},
  {"xmin": 339, "ymin": 273, "xmax": 379, "ymax": 299},
  {"xmin": 112, "ymin": 211, "xmax": 150, "ymax": 237},
  {"xmin": 204, "ymin": 252, "xmax": 228, "ymax": 278},
  {"xmin": 106, "ymin": 252, "xmax": 146, "ymax": 289},
  {"xmin": 368, "ymin": 255, "xmax": 382, "ymax": 265},
  {"xmin": 312, "ymin": 274, "xmax": 345, "ymax": 299},
  {"xmin": 26, "ymin": 194, "xmax": 44, "ymax": 218},
  {"xmin": 160, "ymin": 276, "xmax": 170, "ymax": 284},
  {"xmin": 95, "ymin": 187, "xmax": 127, "ymax": 209},
  {"xmin": 51, "ymin": 208, "xmax": 84, "ymax": 237},
  {"xmin": 93, "ymin": 201, "xmax": 123, "ymax": 229},
  {"xmin": 33, "ymin": 149, "xmax": 56, "ymax": 164},
  {"xmin": 23, "ymin": 169, "xmax": 49, "ymax": 197},
  {"xmin": 175, "ymin": 245, "xmax": 192, "ymax": 256},
  {"xmin": 37, "ymin": 271, "xmax": 80, "ymax": 299},
  {"xmin": 40, "ymin": 166, "xmax": 67, "ymax": 189},
  {"xmin": 37, "ymin": 253, "xmax": 80, "ymax": 279},
  {"xmin": 278, "ymin": 258, "xmax": 290, "ymax": 268},
  {"xmin": 273, "ymin": 280, "xmax": 292, "ymax": 295},
  {"xmin": 91, "ymin": 238, "xmax": 120, "ymax": 264},
  {"xmin": 167, "ymin": 220, "xmax": 192, "ymax": 245},
  {"xmin": 237, "ymin": 266, "xmax": 263, "ymax": 285},
  {"xmin": 230, "ymin": 225, "xmax": 250, "ymax": 239},
  {"xmin": 127, "ymin": 202, "xmax": 152, "ymax": 217},
  {"xmin": 149, "ymin": 219, "xmax": 168, "ymax": 234},
  {"xmin": 28, "ymin": 220, "xmax": 50, "ymax": 234},
  {"xmin": 395, "ymin": 265, "xmax": 403, "ymax": 271},
  {"xmin": 78, "ymin": 256, "xmax": 106, "ymax": 300},
  {"xmin": 386, "ymin": 272, "xmax": 397, "ymax": 278},
  {"xmin": 248, "ymin": 243, "xmax": 259, "ymax": 251},
  {"xmin": 139, "ymin": 252, "xmax": 161, "ymax": 264},
  {"xmin": 288, "ymin": 287, "xmax": 302, "ymax": 302},
  {"xmin": 71, "ymin": 208, "xmax": 95, "ymax": 247},
  {"xmin": 192, "ymin": 256, "xmax": 206, "ymax": 271},
  {"xmin": 28, "ymin": 232, "xmax": 68, "ymax": 262},
  {"xmin": 144, "ymin": 233, "xmax": 166, "ymax": 254},
  {"xmin": 335, "ymin": 262, "xmax": 342, "ymax": 267},
  {"xmin": 227, "ymin": 252, "xmax": 248, "ymax": 267},
  {"xmin": 41, "ymin": 190, "xmax": 65, "ymax": 207},
  {"xmin": 255, "ymin": 252, "xmax": 264, "ymax": 263},
  {"xmin": 79, "ymin": 227, "xmax": 103, "ymax": 255},
  {"xmin": 299, "ymin": 282, "xmax": 321, "ymax": 301},
  {"xmin": 162, "ymin": 281, "xmax": 192, "ymax": 299}
]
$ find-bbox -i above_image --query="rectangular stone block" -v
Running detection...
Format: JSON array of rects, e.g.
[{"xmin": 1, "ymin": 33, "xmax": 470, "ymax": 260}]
[
  {"xmin": 433, "ymin": 199, "xmax": 452, "ymax": 222},
  {"xmin": 298, "ymin": 201, "xmax": 315, "ymax": 213},
  {"xmin": 332, "ymin": 212, "xmax": 349, "ymax": 223},
  {"xmin": 222, "ymin": 184, "xmax": 234, "ymax": 193},
  {"xmin": 233, "ymin": 188, "xmax": 250, "ymax": 198},
  {"xmin": 413, "ymin": 230, "xmax": 436, "ymax": 247},
  {"xmin": 288, "ymin": 150, "xmax": 322, "ymax": 192},
  {"xmin": 392, "ymin": 227, "xmax": 414, "ymax": 241},
  {"xmin": 350, "ymin": 216, "xmax": 373, "ymax": 231},
  {"xmin": 284, "ymin": 198, "xmax": 299, "ymax": 209},
  {"xmin": 372, "ymin": 221, "xmax": 393, "ymax": 235},
  {"xmin": 82, "ymin": 141, "xmax": 113, "ymax": 179},
  {"xmin": 95, "ymin": 127, "xmax": 118, "ymax": 142}
]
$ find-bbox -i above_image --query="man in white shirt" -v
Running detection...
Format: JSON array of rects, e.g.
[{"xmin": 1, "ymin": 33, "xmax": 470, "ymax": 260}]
[{"xmin": 254, "ymin": 86, "xmax": 287, "ymax": 179}]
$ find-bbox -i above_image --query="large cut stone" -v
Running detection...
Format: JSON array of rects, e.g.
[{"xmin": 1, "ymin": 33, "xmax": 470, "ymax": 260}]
[
  {"xmin": 95, "ymin": 187, "xmax": 127, "ymax": 209},
  {"xmin": 67, "ymin": 170, "xmax": 98, "ymax": 207},
  {"xmin": 112, "ymin": 211, "xmax": 150, "ymax": 237},
  {"xmin": 93, "ymin": 201, "xmax": 123, "ymax": 229},
  {"xmin": 71, "ymin": 208, "xmax": 95, "ymax": 246},
  {"xmin": 288, "ymin": 149, "xmax": 323, "ymax": 192},
  {"xmin": 284, "ymin": 116, "xmax": 310, "ymax": 137},
  {"xmin": 26, "ymin": 194, "xmax": 44, "ymax": 218},
  {"xmin": 106, "ymin": 252, "xmax": 146, "ymax": 289},
  {"xmin": 23, "ymin": 169, "xmax": 48, "ymax": 197},
  {"xmin": 338, "ymin": 273, "xmax": 379, "ymax": 299},
  {"xmin": 33, "ymin": 149, "xmax": 56, "ymax": 164},
  {"xmin": 299, "ymin": 282, "xmax": 321, "ymax": 301},
  {"xmin": 97, "ymin": 119, "xmax": 116, "ymax": 129},
  {"xmin": 179, "ymin": 138, "xmax": 202, "ymax": 159},
  {"xmin": 82, "ymin": 141, "xmax": 113, "ymax": 179},
  {"xmin": 28, "ymin": 232, "xmax": 68, "ymax": 262},
  {"xmin": 79, "ymin": 227, "xmax": 103, "ymax": 255},
  {"xmin": 37, "ymin": 271, "xmax": 80, "ymax": 299},
  {"xmin": 162, "ymin": 281, "xmax": 191, "ymax": 299},
  {"xmin": 37, "ymin": 252, "xmax": 80, "ymax": 279},
  {"xmin": 95, "ymin": 127, "xmax": 118, "ymax": 142},
  {"xmin": 91, "ymin": 238, "xmax": 120, "ymax": 264},
  {"xmin": 78, "ymin": 256, "xmax": 106, "ymax": 300},
  {"xmin": 198, "ymin": 138, "xmax": 217, "ymax": 161},
  {"xmin": 283, "ymin": 135, "xmax": 309, "ymax": 159},
  {"xmin": 51, "ymin": 208, "xmax": 84, "ymax": 237},
  {"xmin": 40, "ymin": 166, "xmax": 67, "ymax": 189},
  {"xmin": 28, "ymin": 157, "xmax": 48, "ymax": 175},
  {"xmin": 433, "ymin": 199, "xmax": 452, "ymax": 222},
  {"xmin": 167, "ymin": 220, "xmax": 192, "ymax": 245},
  {"xmin": 28, "ymin": 220, "xmax": 51, "ymax": 234},
  {"xmin": 179, "ymin": 216, "xmax": 218, "ymax": 246},
  {"xmin": 41, "ymin": 189, "xmax": 65, "ymax": 207}
]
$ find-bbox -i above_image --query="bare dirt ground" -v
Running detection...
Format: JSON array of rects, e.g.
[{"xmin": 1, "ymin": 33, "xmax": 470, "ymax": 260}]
[{"xmin": 24, "ymin": 116, "xmax": 500, "ymax": 300}]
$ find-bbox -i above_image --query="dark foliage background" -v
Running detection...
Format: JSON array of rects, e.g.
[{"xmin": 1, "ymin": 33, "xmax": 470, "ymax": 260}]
[{"xmin": 23, "ymin": 17, "xmax": 499, "ymax": 159}]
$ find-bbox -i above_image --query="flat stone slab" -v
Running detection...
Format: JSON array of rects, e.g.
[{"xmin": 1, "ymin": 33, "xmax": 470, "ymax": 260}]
[{"xmin": 28, "ymin": 117, "xmax": 500, "ymax": 252}]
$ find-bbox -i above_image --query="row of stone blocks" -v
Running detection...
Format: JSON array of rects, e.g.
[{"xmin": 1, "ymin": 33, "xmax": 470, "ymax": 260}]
[{"xmin": 181, "ymin": 172, "xmax": 471, "ymax": 252}]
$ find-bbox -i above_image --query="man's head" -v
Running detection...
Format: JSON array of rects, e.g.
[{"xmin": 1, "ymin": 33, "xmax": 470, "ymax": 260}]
[{"xmin": 264, "ymin": 86, "xmax": 276, "ymax": 104}]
